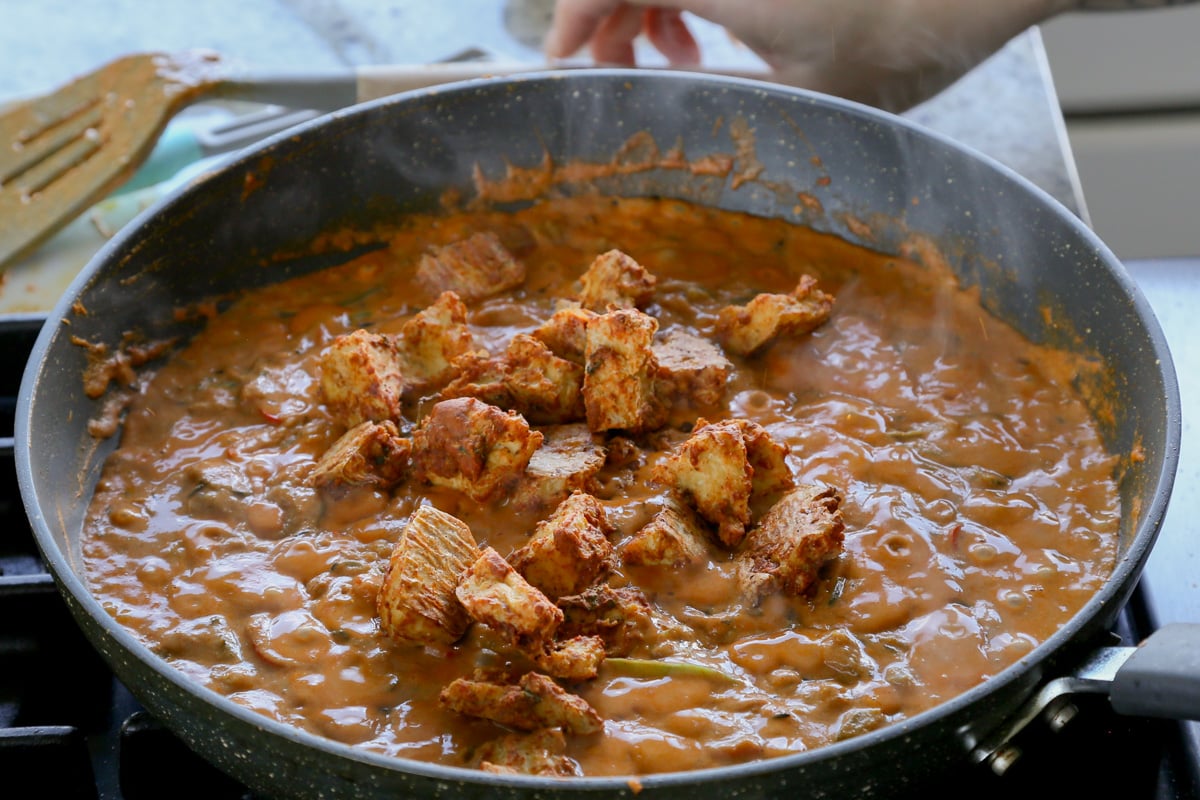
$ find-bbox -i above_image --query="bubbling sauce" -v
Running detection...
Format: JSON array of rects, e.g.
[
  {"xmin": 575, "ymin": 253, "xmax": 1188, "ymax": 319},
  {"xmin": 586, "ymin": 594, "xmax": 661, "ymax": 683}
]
[{"xmin": 81, "ymin": 196, "xmax": 1119, "ymax": 776}]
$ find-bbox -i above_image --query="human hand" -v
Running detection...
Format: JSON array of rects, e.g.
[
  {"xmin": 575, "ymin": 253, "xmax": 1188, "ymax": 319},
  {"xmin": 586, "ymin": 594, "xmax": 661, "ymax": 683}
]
[{"xmin": 544, "ymin": 0, "xmax": 1081, "ymax": 112}]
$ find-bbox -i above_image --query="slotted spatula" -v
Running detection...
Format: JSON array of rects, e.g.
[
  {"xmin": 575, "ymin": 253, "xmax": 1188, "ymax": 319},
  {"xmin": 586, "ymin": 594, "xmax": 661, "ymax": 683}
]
[
  {"xmin": 0, "ymin": 51, "xmax": 545, "ymax": 269},
  {"xmin": 0, "ymin": 50, "xmax": 766, "ymax": 270}
]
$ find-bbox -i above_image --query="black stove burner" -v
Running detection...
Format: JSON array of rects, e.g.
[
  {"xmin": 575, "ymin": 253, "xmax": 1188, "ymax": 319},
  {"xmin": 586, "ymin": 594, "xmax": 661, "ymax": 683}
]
[{"xmin": 0, "ymin": 315, "xmax": 1196, "ymax": 800}]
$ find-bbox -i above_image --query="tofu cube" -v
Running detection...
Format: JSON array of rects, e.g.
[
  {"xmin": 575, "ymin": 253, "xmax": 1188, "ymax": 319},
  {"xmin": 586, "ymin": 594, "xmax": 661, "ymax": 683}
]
[
  {"xmin": 318, "ymin": 329, "xmax": 407, "ymax": 428},
  {"xmin": 310, "ymin": 419, "xmax": 411, "ymax": 492},
  {"xmin": 577, "ymin": 249, "xmax": 657, "ymax": 311},
  {"xmin": 582, "ymin": 308, "xmax": 667, "ymax": 434},
  {"xmin": 532, "ymin": 635, "xmax": 607, "ymax": 682},
  {"xmin": 376, "ymin": 505, "xmax": 480, "ymax": 646},
  {"xmin": 477, "ymin": 729, "xmax": 580, "ymax": 777},
  {"xmin": 509, "ymin": 492, "xmax": 614, "ymax": 599},
  {"xmin": 653, "ymin": 419, "xmax": 755, "ymax": 547},
  {"xmin": 439, "ymin": 671, "xmax": 602, "ymax": 734},
  {"xmin": 652, "ymin": 329, "xmax": 733, "ymax": 408},
  {"xmin": 621, "ymin": 501, "xmax": 710, "ymax": 568},
  {"xmin": 737, "ymin": 483, "xmax": 845, "ymax": 602},
  {"xmin": 716, "ymin": 274, "xmax": 834, "ymax": 356},
  {"xmin": 511, "ymin": 424, "xmax": 608, "ymax": 512},
  {"xmin": 455, "ymin": 547, "xmax": 563, "ymax": 649},
  {"xmin": 503, "ymin": 334, "xmax": 586, "ymax": 424},
  {"xmin": 654, "ymin": 417, "xmax": 794, "ymax": 547},
  {"xmin": 411, "ymin": 397, "xmax": 543, "ymax": 502},
  {"xmin": 532, "ymin": 305, "xmax": 597, "ymax": 364},
  {"xmin": 397, "ymin": 291, "xmax": 476, "ymax": 391},
  {"xmin": 416, "ymin": 231, "xmax": 526, "ymax": 303},
  {"xmin": 556, "ymin": 584, "xmax": 654, "ymax": 657}
]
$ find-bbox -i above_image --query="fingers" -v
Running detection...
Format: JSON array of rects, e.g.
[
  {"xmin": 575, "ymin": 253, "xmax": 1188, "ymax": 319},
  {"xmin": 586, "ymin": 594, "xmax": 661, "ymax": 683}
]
[
  {"xmin": 591, "ymin": 4, "xmax": 648, "ymax": 64},
  {"xmin": 644, "ymin": 9, "xmax": 701, "ymax": 66},
  {"xmin": 544, "ymin": 0, "xmax": 630, "ymax": 59},
  {"xmin": 545, "ymin": 0, "xmax": 703, "ymax": 67}
]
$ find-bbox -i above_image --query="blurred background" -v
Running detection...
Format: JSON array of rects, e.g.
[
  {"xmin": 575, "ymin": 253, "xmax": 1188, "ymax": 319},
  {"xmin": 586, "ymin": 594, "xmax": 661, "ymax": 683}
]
[
  {"xmin": 6, "ymin": 0, "xmax": 1197, "ymax": 261},
  {"xmin": 1043, "ymin": 6, "xmax": 1200, "ymax": 260}
]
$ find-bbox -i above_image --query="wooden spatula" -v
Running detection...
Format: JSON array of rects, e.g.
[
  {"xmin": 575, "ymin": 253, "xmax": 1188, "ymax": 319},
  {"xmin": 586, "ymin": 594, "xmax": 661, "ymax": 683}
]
[{"xmin": 0, "ymin": 51, "xmax": 722, "ymax": 270}]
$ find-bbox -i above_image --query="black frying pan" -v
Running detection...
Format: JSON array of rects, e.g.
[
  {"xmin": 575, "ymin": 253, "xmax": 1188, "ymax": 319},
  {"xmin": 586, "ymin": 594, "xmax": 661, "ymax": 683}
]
[{"xmin": 15, "ymin": 70, "xmax": 1192, "ymax": 798}]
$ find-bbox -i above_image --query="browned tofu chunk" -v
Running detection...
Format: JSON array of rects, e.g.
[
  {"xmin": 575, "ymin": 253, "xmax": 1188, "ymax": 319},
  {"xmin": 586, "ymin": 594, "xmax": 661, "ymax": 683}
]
[
  {"xmin": 377, "ymin": 505, "xmax": 480, "ymax": 646},
  {"xmin": 653, "ymin": 418, "xmax": 794, "ymax": 547},
  {"xmin": 716, "ymin": 274, "xmax": 834, "ymax": 356},
  {"xmin": 439, "ymin": 671, "xmax": 602, "ymax": 734},
  {"xmin": 439, "ymin": 335, "xmax": 584, "ymax": 425},
  {"xmin": 582, "ymin": 308, "xmax": 668, "ymax": 434},
  {"xmin": 310, "ymin": 419, "xmax": 411, "ymax": 492},
  {"xmin": 577, "ymin": 249, "xmax": 657, "ymax": 311},
  {"xmin": 556, "ymin": 585, "xmax": 654, "ymax": 657},
  {"xmin": 653, "ymin": 330, "xmax": 733, "ymax": 408},
  {"xmin": 723, "ymin": 417, "xmax": 795, "ymax": 497},
  {"xmin": 415, "ymin": 231, "xmax": 526, "ymax": 303},
  {"xmin": 737, "ymin": 483, "xmax": 845, "ymax": 603},
  {"xmin": 411, "ymin": 397, "xmax": 543, "ymax": 502},
  {"xmin": 396, "ymin": 291, "xmax": 476, "ymax": 391},
  {"xmin": 509, "ymin": 492, "xmax": 614, "ymax": 599},
  {"xmin": 477, "ymin": 728, "xmax": 581, "ymax": 777},
  {"xmin": 653, "ymin": 419, "xmax": 753, "ymax": 547},
  {"xmin": 621, "ymin": 501, "xmax": 710, "ymax": 568},
  {"xmin": 456, "ymin": 547, "xmax": 563, "ymax": 649},
  {"xmin": 503, "ymin": 334, "xmax": 586, "ymax": 424},
  {"xmin": 532, "ymin": 635, "xmax": 607, "ymax": 682},
  {"xmin": 318, "ymin": 329, "xmax": 407, "ymax": 427},
  {"xmin": 511, "ymin": 424, "xmax": 607, "ymax": 512},
  {"xmin": 532, "ymin": 305, "xmax": 596, "ymax": 364},
  {"xmin": 438, "ymin": 348, "xmax": 510, "ymax": 407}
]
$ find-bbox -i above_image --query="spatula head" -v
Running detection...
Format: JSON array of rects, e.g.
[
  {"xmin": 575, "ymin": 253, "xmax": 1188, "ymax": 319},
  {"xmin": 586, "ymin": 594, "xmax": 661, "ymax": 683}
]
[{"xmin": 0, "ymin": 51, "xmax": 225, "ymax": 270}]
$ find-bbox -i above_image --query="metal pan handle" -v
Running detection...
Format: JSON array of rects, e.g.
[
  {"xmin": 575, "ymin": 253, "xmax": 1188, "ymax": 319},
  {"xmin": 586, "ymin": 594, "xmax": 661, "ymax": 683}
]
[
  {"xmin": 971, "ymin": 622, "xmax": 1200, "ymax": 775},
  {"xmin": 1111, "ymin": 622, "xmax": 1200, "ymax": 719}
]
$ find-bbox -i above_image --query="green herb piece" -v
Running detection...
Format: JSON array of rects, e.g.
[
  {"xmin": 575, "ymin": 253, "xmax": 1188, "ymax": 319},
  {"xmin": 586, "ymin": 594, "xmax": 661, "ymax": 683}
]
[{"xmin": 604, "ymin": 658, "xmax": 741, "ymax": 686}]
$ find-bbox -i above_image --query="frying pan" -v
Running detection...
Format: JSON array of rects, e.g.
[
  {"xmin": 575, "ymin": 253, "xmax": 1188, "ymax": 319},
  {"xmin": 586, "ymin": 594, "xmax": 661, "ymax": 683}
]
[{"xmin": 13, "ymin": 70, "xmax": 1192, "ymax": 798}]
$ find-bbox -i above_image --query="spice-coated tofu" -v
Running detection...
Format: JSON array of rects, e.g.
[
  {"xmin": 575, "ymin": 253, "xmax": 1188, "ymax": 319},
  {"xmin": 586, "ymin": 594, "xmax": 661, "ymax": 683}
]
[
  {"xmin": 621, "ymin": 501, "xmax": 710, "ymax": 569},
  {"xmin": 716, "ymin": 274, "xmax": 834, "ymax": 356},
  {"xmin": 511, "ymin": 424, "xmax": 607, "ymax": 512},
  {"xmin": 532, "ymin": 305, "xmax": 596, "ymax": 364},
  {"xmin": 376, "ymin": 505, "xmax": 480, "ymax": 646},
  {"xmin": 556, "ymin": 584, "xmax": 655, "ymax": 657},
  {"xmin": 721, "ymin": 417, "xmax": 795, "ymax": 497},
  {"xmin": 654, "ymin": 418, "xmax": 794, "ymax": 547},
  {"xmin": 439, "ymin": 671, "xmax": 603, "ymax": 734},
  {"xmin": 455, "ymin": 546, "xmax": 563, "ymax": 649},
  {"xmin": 509, "ymin": 492, "xmax": 614, "ymax": 599},
  {"xmin": 411, "ymin": 397, "xmax": 543, "ymax": 503},
  {"xmin": 532, "ymin": 635, "xmax": 607, "ymax": 682},
  {"xmin": 396, "ymin": 291, "xmax": 476, "ymax": 391},
  {"xmin": 504, "ymin": 334, "xmax": 586, "ymax": 424},
  {"xmin": 582, "ymin": 308, "xmax": 668, "ymax": 434},
  {"xmin": 653, "ymin": 419, "xmax": 754, "ymax": 547},
  {"xmin": 318, "ymin": 329, "xmax": 407, "ymax": 427},
  {"xmin": 310, "ymin": 419, "xmax": 411, "ymax": 492},
  {"xmin": 652, "ymin": 330, "xmax": 733, "ymax": 408},
  {"xmin": 439, "ymin": 335, "xmax": 584, "ymax": 425},
  {"xmin": 476, "ymin": 728, "xmax": 581, "ymax": 777},
  {"xmin": 577, "ymin": 249, "xmax": 657, "ymax": 311},
  {"xmin": 438, "ymin": 349, "xmax": 511, "ymax": 408},
  {"xmin": 737, "ymin": 483, "xmax": 845, "ymax": 603},
  {"xmin": 415, "ymin": 231, "xmax": 527, "ymax": 304}
]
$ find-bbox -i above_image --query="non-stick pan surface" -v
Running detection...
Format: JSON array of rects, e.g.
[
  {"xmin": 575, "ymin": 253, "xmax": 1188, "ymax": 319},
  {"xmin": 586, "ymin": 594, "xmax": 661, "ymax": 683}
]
[{"xmin": 16, "ymin": 70, "xmax": 1179, "ymax": 799}]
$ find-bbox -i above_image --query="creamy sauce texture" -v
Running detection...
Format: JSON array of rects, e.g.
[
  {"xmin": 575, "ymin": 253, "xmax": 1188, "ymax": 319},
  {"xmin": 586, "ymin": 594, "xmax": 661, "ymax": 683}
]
[{"xmin": 81, "ymin": 196, "xmax": 1119, "ymax": 776}]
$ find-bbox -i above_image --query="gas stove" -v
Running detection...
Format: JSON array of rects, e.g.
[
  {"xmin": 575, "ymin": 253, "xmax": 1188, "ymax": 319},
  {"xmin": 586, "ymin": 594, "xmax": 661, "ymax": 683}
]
[{"xmin": 0, "ymin": 312, "xmax": 1196, "ymax": 800}]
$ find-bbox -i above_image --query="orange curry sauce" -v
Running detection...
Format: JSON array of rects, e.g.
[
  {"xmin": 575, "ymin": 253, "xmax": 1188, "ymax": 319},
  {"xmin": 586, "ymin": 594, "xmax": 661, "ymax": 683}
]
[{"xmin": 81, "ymin": 196, "xmax": 1119, "ymax": 776}]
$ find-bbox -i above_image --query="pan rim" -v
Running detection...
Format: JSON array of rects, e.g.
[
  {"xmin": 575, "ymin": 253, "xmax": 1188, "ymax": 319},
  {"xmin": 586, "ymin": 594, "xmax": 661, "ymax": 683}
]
[{"xmin": 14, "ymin": 67, "xmax": 1182, "ymax": 793}]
